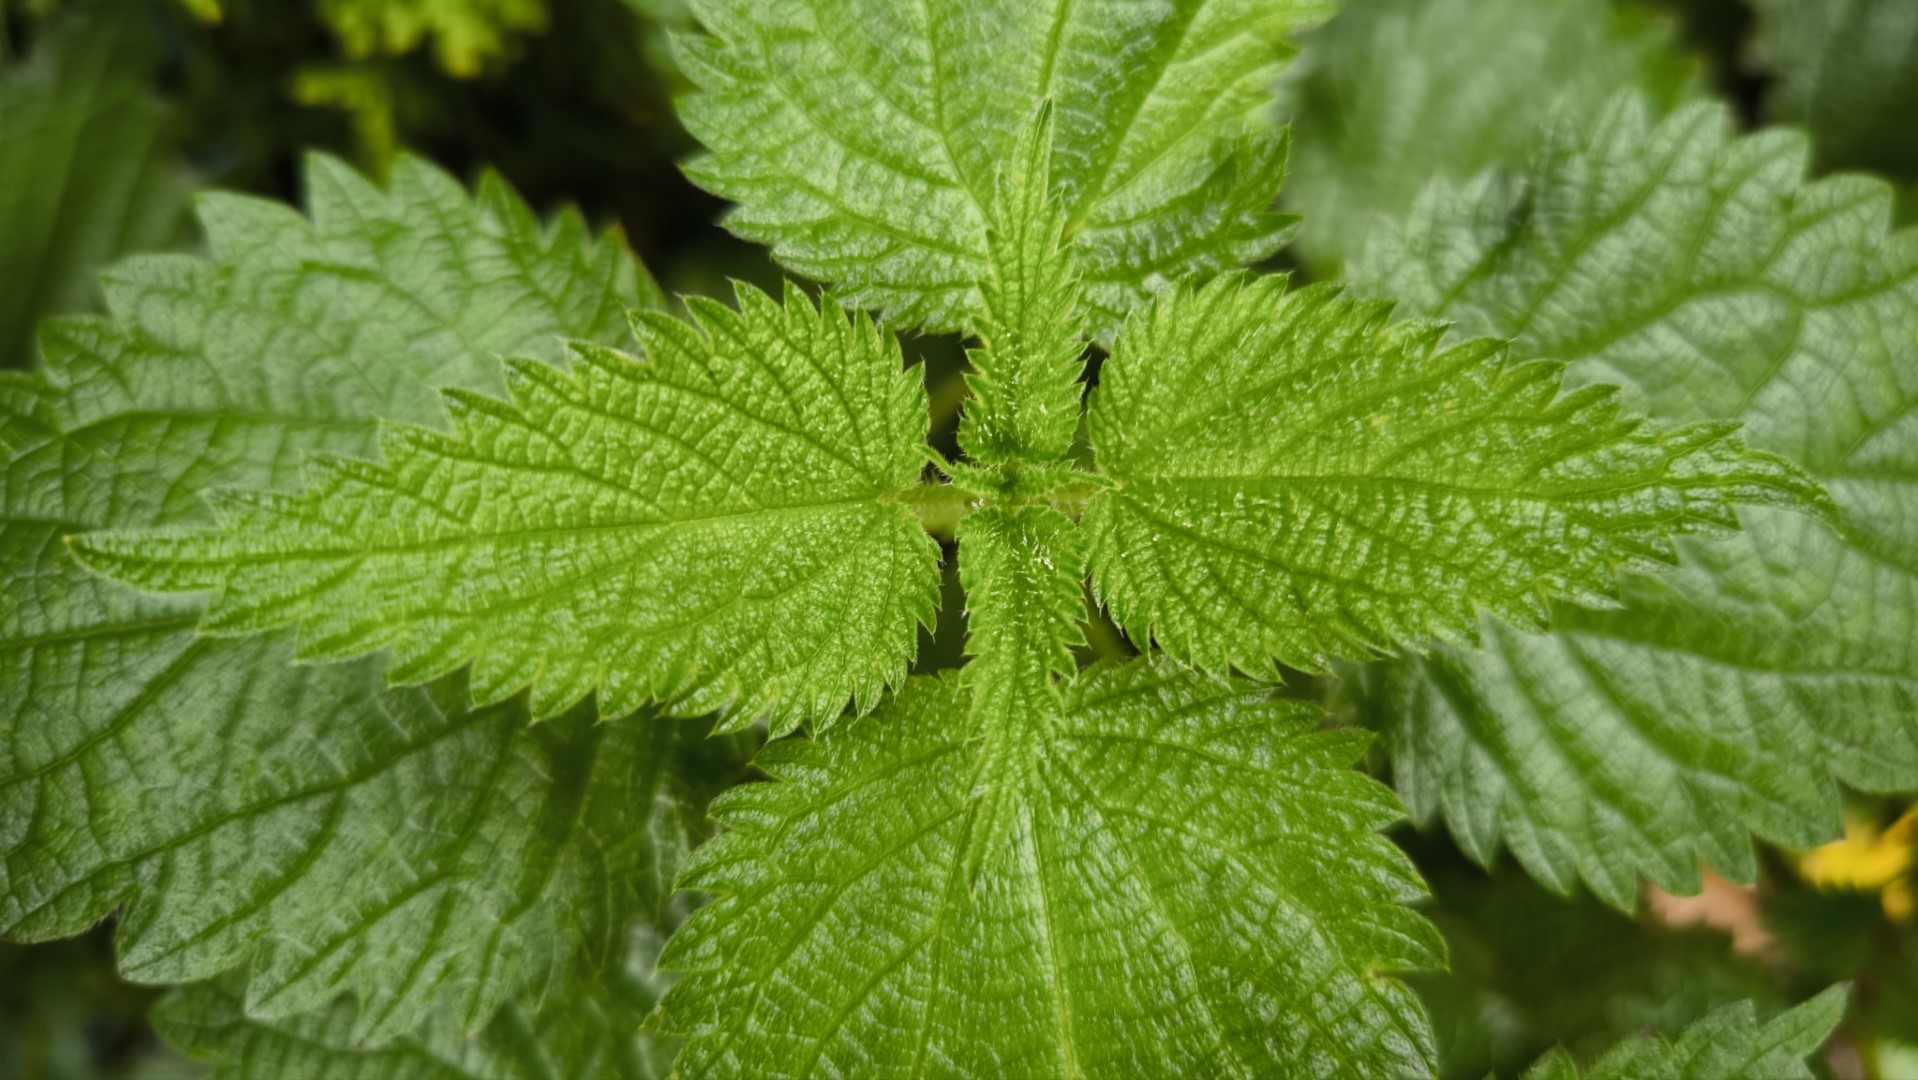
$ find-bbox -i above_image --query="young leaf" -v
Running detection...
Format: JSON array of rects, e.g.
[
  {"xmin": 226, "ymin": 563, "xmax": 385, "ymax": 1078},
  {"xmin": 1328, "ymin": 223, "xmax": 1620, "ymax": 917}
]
[
  {"xmin": 74, "ymin": 285, "xmax": 939, "ymax": 733},
  {"xmin": 0, "ymin": 10, "xmax": 195, "ymax": 367},
  {"xmin": 319, "ymin": 0, "xmax": 549, "ymax": 76},
  {"xmin": 1754, "ymin": 0, "xmax": 1918, "ymax": 184},
  {"xmin": 1082, "ymin": 274, "xmax": 1826, "ymax": 677},
  {"xmin": 1276, "ymin": 0, "xmax": 1693, "ymax": 272},
  {"xmin": 677, "ymin": 0, "xmax": 1330, "ymax": 340},
  {"xmin": 1520, "ymin": 987, "xmax": 1847, "ymax": 1080},
  {"xmin": 1353, "ymin": 97, "xmax": 1918, "ymax": 907},
  {"xmin": 657, "ymin": 659, "xmax": 1442, "ymax": 1078},
  {"xmin": 1, "ymin": 153, "xmax": 678, "ymax": 1040},
  {"xmin": 952, "ymin": 505, "xmax": 1083, "ymax": 877},
  {"xmin": 957, "ymin": 105, "xmax": 1086, "ymax": 469}
]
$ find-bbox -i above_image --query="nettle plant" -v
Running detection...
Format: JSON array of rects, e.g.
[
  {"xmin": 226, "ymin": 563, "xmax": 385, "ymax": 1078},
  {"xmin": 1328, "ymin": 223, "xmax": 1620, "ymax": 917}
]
[{"xmin": 4, "ymin": 1, "xmax": 1912, "ymax": 1077}]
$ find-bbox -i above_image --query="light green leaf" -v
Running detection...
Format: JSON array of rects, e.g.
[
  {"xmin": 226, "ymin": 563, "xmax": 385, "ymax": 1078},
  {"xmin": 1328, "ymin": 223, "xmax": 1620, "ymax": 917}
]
[
  {"xmin": 319, "ymin": 0, "xmax": 549, "ymax": 76},
  {"xmin": 1081, "ymin": 273, "xmax": 1824, "ymax": 678},
  {"xmin": 1755, "ymin": 0, "xmax": 1918, "ymax": 185},
  {"xmin": 957, "ymin": 104, "xmax": 1086, "ymax": 470},
  {"xmin": 0, "ymin": 10, "xmax": 195, "ymax": 367},
  {"xmin": 951, "ymin": 505, "xmax": 1083, "ymax": 878},
  {"xmin": 657, "ymin": 659, "xmax": 1442, "ymax": 1078},
  {"xmin": 2, "ymin": 153, "xmax": 680, "ymax": 1041},
  {"xmin": 1353, "ymin": 96, "xmax": 1918, "ymax": 907},
  {"xmin": 1275, "ymin": 0, "xmax": 1693, "ymax": 272},
  {"xmin": 74, "ymin": 284, "xmax": 940, "ymax": 734},
  {"xmin": 676, "ymin": 0, "xmax": 1330, "ymax": 341},
  {"xmin": 1520, "ymin": 987, "xmax": 1847, "ymax": 1080}
]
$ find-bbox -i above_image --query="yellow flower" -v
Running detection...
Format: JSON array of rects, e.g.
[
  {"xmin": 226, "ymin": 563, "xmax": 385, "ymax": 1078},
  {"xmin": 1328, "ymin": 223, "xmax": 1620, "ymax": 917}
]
[{"xmin": 1797, "ymin": 807, "xmax": 1917, "ymax": 921}]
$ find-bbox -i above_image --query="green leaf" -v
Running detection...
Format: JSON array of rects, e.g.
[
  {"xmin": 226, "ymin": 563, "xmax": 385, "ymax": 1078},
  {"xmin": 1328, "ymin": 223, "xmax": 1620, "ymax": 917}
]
[
  {"xmin": 319, "ymin": 0, "xmax": 550, "ymax": 76},
  {"xmin": 74, "ymin": 284, "xmax": 940, "ymax": 734},
  {"xmin": 957, "ymin": 105, "xmax": 1086, "ymax": 469},
  {"xmin": 0, "ymin": 10, "xmax": 195, "ymax": 368},
  {"xmin": 1408, "ymin": 860, "xmax": 1780, "ymax": 1080},
  {"xmin": 676, "ymin": 0, "xmax": 1330, "ymax": 341},
  {"xmin": 657, "ymin": 659, "xmax": 1442, "ymax": 1078},
  {"xmin": 2, "ymin": 153, "xmax": 678, "ymax": 1041},
  {"xmin": 1754, "ymin": 0, "xmax": 1918, "ymax": 185},
  {"xmin": 951, "ymin": 505, "xmax": 1083, "ymax": 878},
  {"xmin": 1081, "ymin": 273, "xmax": 1825, "ymax": 677},
  {"xmin": 1353, "ymin": 96, "xmax": 1918, "ymax": 907},
  {"xmin": 1275, "ymin": 0, "xmax": 1693, "ymax": 272},
  {"xmin": 1520, "ymin": 987, "xmax": 1847, "ymax": 1080},
  {"xmin": 158, "ymin": 943, "xmax": 674, "ymax": 1080}
]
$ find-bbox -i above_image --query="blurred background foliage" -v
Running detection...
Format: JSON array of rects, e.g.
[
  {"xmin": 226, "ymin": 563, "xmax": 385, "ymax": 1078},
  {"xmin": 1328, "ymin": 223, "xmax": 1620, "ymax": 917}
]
[{"xmin": 1, "ymin": 0, "xmax": 1914, "ymax": 1077}]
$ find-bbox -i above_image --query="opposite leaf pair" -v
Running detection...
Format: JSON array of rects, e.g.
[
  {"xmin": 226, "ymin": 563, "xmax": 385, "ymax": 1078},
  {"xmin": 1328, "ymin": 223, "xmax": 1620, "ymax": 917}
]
[{"xmin": 68, "ymin": 115, "xmax": 1828, "ymax": 1075}]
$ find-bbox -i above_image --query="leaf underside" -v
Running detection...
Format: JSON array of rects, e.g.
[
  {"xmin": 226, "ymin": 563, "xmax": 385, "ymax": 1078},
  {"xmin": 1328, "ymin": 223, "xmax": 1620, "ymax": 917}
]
[{"xmin": 1353, "ymin": 96, "xmax": 1918, "ymax": 907}]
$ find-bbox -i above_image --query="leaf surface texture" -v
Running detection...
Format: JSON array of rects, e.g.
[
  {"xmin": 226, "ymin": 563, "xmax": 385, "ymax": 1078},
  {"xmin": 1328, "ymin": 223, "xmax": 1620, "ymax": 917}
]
[
  {"xmin": 74, "ymin": 284, "xmax": 940, "ymax": 734},
  {"xmin": 0, "ymin": 154, "xmax": 709, "ymax": 1041},
  {"xmin": 658, "ymin": 660, "xmax": 1442, "ymax": 1078},
  {"xmin": 677, "ymin": 0, "xmax": 1330, "ymax": 339},
  {"xmin": 1082, "ymin": 275, "xmax": 1823, "ymax": 676},
  {"xmin": 1354, "ymin": 97, "xmax": 1918, "ymax": 905}
]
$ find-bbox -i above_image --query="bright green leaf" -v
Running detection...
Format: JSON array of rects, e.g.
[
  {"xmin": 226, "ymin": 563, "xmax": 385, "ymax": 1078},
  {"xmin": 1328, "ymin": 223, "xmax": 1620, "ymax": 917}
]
[
  {"xmin": 957, "ymin": 104, "xmax": 1086, "ymax": 469},
  {"xmin": 657, "ymin": 659, "xmax": 1442, "ymax": 1078},
  {"xmin": 1082, "ymin": 274, "xmax": 1825, "ymax": 677},
  {"xmin": 1353, "ymin": 96, "xmax": 1918, "ymax": 907},
  {"xmin": 74, "ymin": 285, "xmax": 940, "ymax": 734},
  {"xmin": 1275, "ymin": 0, "xmax": 1693, "ymax": 272},
  {"xmin": 319, "ymin": 0, "xmax": 549, "ymax": 76},
  {"xmin": 1, "ymin": 153, "xmax": 680, "ymax": 1041},
  {"xmin": 1755, "ymin": 0, "xmax": 1918, "ymax": 186},
  {"xmin": 1520, "ymin": 986, "xmax": 1847, "ymax": 1080},
  {"xmin": 951, "ymin": 505, "xmax": 1083, "ymax": 878},
  {"xmin": 676, "ymin": 0, "xmax": 1330, "ymax": 340},
  {"xmin": 0, "ymin": 10, "xmax": 195, "ymax": 368}
]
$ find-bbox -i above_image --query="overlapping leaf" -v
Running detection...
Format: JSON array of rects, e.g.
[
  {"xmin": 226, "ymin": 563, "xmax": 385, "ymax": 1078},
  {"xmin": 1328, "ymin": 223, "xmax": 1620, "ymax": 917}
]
[
  {"xmin": 1082, "ymin": 274, "xmax": 1824, "ymax": 678},
  {"xmin": 1, "ymin": 154, "xmax": 709, "ymax": 1041},
  {"xmin": 1276, "ymin": 0, "xmax": 1692, "ymax": 271},
  {"xmin": 676, "ymin": 0, "xmax": 1330, "ymax": 340},
  {"xmin": 0, "ymin": 10, "xmax": 195, "ymax": 367},
  {"xmin": 1521, "ymin": 987, "xmax": 1846, "ymax": 1080},
  {"xmin": 158, "ymin": 925, "xmax": 680, "ymax": 1080},
  {"xmin": 1754, "ymin": 0, "xmax": 1918, "ymax": 185},
  {"xmin": 75, "ymin": 284, "xmax": 939, "ymax": 733},
  {"xmin": 658, "ymin": 659, "xmax": 1441, "ymax": 1077},
  {"xmin": 1353, "ymin": 96, "xmax": 1918, "ymax": 906}
]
